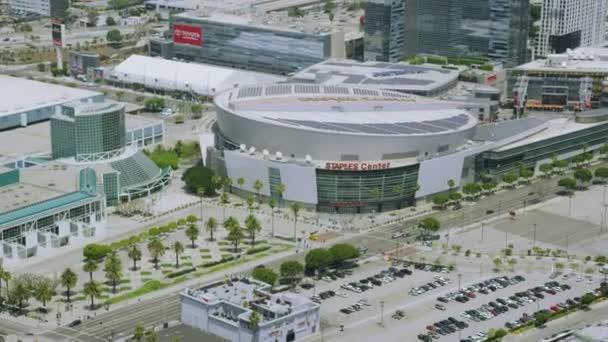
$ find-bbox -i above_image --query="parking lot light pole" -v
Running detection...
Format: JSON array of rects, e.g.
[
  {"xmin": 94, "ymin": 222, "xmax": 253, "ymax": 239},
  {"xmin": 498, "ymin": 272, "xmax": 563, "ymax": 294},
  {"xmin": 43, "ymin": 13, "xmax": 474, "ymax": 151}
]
[
  {"xmin": 481, "ymin": 222, "xmax": 485, "ymax": 242},
  {"xmin": 458, "ymin": 273, "xmax": 462, "ymax": 290},
  {"xmin": 505, "ymin": 231, "xmax": 508, "ymax": 249},
  {"xmin": 533, "ymin": 223, "xmax": 537, "ymax": 247},
  {"xmin": 380, "ymin": 300, "xmax": 385, "ymax": 327}
]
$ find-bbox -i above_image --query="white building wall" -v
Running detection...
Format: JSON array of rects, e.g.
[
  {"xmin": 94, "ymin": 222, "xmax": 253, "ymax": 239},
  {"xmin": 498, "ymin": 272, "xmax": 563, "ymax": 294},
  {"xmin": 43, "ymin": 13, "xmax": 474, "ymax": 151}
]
[
  {"xmin": 8, "ymin": 0, "xmax": 49, "ymax": 15},
  {"xmin": 224, "ymin": 151, "xmax": 318, "ymax": 204},
  {"xmin": 536, "ymin": 0, "xmax": 607, "ymax": 57}
]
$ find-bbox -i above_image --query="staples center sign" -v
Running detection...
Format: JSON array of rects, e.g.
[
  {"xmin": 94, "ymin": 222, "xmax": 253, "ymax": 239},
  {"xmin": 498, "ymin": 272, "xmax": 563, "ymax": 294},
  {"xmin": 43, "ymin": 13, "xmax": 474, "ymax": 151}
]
[
  {"xmin": 325, "ymin": 161, "xmax": 391, "ymax": 171},
  {"xmin": 173, "ymin": 24, "xmax": 203, "ymax": 46}
]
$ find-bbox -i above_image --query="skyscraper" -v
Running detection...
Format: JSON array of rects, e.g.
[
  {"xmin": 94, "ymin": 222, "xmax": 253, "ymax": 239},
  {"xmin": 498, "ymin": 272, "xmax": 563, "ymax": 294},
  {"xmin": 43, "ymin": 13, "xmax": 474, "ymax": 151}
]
[
  {"xmin": 400, "ymin": 0, "xmax": 530, "ymax": 67},
  {"xmin": 535, "ymin": 0, "xmax": 607, "ymax": 57},
  {"xmin": 364, "ymin": 0, "xmax": 406, "ymax": 62}
]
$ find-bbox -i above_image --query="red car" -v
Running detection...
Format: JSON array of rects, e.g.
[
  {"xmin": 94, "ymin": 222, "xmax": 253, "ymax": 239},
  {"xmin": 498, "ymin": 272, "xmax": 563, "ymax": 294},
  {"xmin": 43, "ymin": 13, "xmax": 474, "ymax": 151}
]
[
  {"xmin": 546, "ymin": 289, "xmax": 557, "ymax": 295},
  {"xmin": 426, "ymin": 325, "xmax": 435, "ymax": 331},
  {"xmin": 466, "ymin": 292, "xmax": 476, "ymax": 298},
  {"xmin": 550, "ymin": 306, "xmax": 560, "ymax": 312}
]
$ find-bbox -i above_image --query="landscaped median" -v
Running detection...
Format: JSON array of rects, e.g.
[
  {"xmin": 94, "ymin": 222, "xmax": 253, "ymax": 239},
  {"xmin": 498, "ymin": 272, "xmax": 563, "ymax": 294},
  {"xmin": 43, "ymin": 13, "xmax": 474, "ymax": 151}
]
[
  {"xmin": 103, "ymin": 243, "xmax": 292, "ymax": 306},
  {"xmin": 487, "ymin": 287, "xmax": 608, "ymax": 340}
]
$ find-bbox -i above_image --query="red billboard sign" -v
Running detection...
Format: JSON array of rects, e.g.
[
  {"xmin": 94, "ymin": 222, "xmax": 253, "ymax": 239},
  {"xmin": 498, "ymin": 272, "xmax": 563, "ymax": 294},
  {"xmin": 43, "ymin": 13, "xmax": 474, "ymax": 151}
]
[{"xmin": 173, "ymin": 24, "xmax": 202, "ymax": 46}]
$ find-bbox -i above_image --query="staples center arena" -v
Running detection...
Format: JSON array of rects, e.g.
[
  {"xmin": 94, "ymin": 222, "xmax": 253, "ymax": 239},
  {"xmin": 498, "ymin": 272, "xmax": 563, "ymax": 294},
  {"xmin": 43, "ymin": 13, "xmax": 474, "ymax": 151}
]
[{"xmin": 206, "ymin": 83, "xmax": 608, "ymax": 213}]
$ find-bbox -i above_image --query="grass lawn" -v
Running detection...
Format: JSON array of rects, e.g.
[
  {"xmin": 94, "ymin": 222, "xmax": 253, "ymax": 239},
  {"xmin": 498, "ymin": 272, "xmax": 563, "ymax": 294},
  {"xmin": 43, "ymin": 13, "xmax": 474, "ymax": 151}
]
[
  {"xmin": 140, "ymin": 271, "xmax": 152, "ymax": 276},
  {"xmin": 200, "ymin": 255, "xmax": 212, "ymax": 259}
]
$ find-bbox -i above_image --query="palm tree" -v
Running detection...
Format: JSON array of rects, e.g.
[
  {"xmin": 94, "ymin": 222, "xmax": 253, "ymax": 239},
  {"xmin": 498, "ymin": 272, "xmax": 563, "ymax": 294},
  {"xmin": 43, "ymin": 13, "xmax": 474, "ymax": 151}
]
[
  {"xmin": 133, "ymin": 325, "xmax": 145, "ymax": 341},
  {"xmin": 248, "ymin": 310, "xmax": 261, "ymax": 331},
  {"xmin": 220, "ymin": 191, "xmax": 229, "ymax": 222},
  {"xmin": 224, "ymin": 216, "xmax": 239, "ymax": 231},
  {"xmin": 237, "ymin": 177, "xmax": 245, "ymax": 201},
  {"xmin": 290, "ymin": 203, "xmax": 300, "ymax": 242},
  {"xmin": 276, "ymin": 183, "xmax": 286, "ymax": 207},
  {"xmin": 197, "ymin": 187, "xmax": 206, "ymax": 222},
  {"xmin": 145, "ymin": 329, "xmax": 158, "ymax": 342},
  {"xmin": 226, "ymin": 225, "xmax": 245, "ymax": 253},
  {"xmin": 244, "ymin": 214, "xmax": 262, "ymax": 246},
  {"xmin": 83, "ymin": 259, "xmax": 98, "ymax": 282},
  {"xmin": 269, "ymin": 198, "xmax": 277, "ymax": 238},
  {"xmin": 60, "ymin": 268, "xmax": 77, "ymax": 303},
  {"xmin": 185, "ymin": 224, "xmax": 199, "ymax": 248},
  {"xmin": 447, "ymin": 179, "xmax": 455, "ymax": 194},
  {"xmin": 127, "ymin": 243, "xmax": 142, "ymax": 271},
  {"xmin": 33, "ymin": 277, "xmax": 54, "ymax": 308},
  {"xmin": 172, "ymin": 241, "xmax": 184, "ymax": 268},
  {"xmin": 246, "ymin": 196, "xmax": 255, "ymax": 213},
  {"xmin": 12, "ymin": 281, "xmax": 30, "ymax": 313},
  {"xmin": 225, "ymin": 177, "xmax": 233, "ymax": 193},
  {"xmin": 211, "ymin": 175, "xmax": 222, "ymax": 194},
  {"xmin": 83, "ymin": 281, "xmax": 101, "ymax": 310},
  {"xmin": 104, "ymin": 251, "xmax": 123, "ymax": 293},
  {"xmin": 205, "ymin": 217, "xmax": 218, "ymax": 241},
  {"xmin": 253, "ymin": 179, "xmax": 263, "ymax": 202},
  {"xmin": 0, "ymin": 265, "xmax": 10, "ymax": 302},
  {"xmin": 147, "ymin": 238, "xmax": 165, "ymax": 269}
]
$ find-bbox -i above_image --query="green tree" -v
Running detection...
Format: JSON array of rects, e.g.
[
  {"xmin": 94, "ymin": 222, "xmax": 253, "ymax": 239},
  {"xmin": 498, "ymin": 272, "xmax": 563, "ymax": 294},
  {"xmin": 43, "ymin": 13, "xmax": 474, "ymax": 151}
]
[
  {"xmin": 104, "ymin": 251, "xmax": 123, "ymax": 293},
  {"xmin": 462, "ymin": 182, "xmax": 482, "ymax": 199},
  {"xmin": 181, "ymin": 163, "xmax": 218, "ymax": 195},
  {"xmin": 244, "ymin": 214, "xmax": 262, "ymax": 246},
  {"xmin": 558, "ymin": 177, "xmax": 577, "ymax": 193},
  {"xmin": 83, "ymin": 281, "xmax": 101, "ymax": 310},
  {"xmin": 252, "ymin": 268, "xmax": 278, "ymax": 286},
  {"xmin": 305, "ymin": 248, "xmax": 333, "ymax": 272},
  {"xmin": 539, "ymin": 163, "xmax": 553, "ymax": 178},
  {"xmin": 128, "ymin": 243, "xmax": 142, "ymax": 271},
  {"xmin": 246, "ymin": 196, "xmax": 255, "ymax": 213},
  {"xmin": 36, "ymin": 63, "xmax": 45, "ymax": 72},
  {"xmin": 83, "ymin": 259, "xmax": 98, "ymax": 282},
  {"xmin": 481, "ymin": 181, "xmax": 497, "ymax": 194},
  {"xmin": 133, "ymin": 325, "xmax": 145, "ymax": 341},
  {"xmin": 211, "ymin": 175, "xmax": 223, "ymax": 192},
  {"xmin": 600, "ymin": 144, "xmax": 608, "ymax": 160},
  {"xmin": 172, "ymin": 241, "xmax": 184, "ymax": 268},
  {"xmin": 432, "ymin": 194, "xmax": 449, "ymax": 209},
  {"xmin": 147, "ymin": 239, "xmax": 165, "ymax": 269},
  {"xmin": 280, "ymin": 261, "xmax": 304, "ymax": 286},
  {"xmin": 226, "ymin": 225, "xmax": 245, "ymax": 253},
  {"xmin": 581, "ymin": 293, "xmax": 596, "ymax": 308},
  {"xmin": 535, "ymin": 312, "xmax": 549, "ymax": 327},
  {"xmin": 224, "ymin": 216, "xmax": 240, "ymax": 231},
  {"xmin": 447, "ymin": 179, "xmax": 455, "ymax": 194},
  {"xmin": 106, "ymin": 29, "xmax": 123, "ymax": 42},
  {"xmin": 518, "ymin": 163, "xmax": 535, "ymax": 183},
  {"xmin": 291, "ymin": 202, "xmax": 300, "ymax": 242},
  {"xmin": 574, "ymin": 168, "xmax": 593, "ymax": 189},
  {"xmin": 449, "ymin": 192, "xmax": 463, "ymax": 202},
  {"xmin": 11, "ymin": 280, "xmax": 30, "ymax": 312},
  {"xmin": 145, "ymin": 329, "xmax": 157, "ymax": 342},
  {"xmin": 33, "ymin": 276, "xmax": 54, "ymax": 308},
  {"xmin": 253, "ymin": 179, "xmax": 263, "ymax": 202},
  {"xmin": 552, "ymin": 159, "xmax": 569, "ymax": 174},
  {"xmin": 248, "ymin": 310, "xmax": 261, "ymax": 330},
  {"xmin": 418, "ymin": 217, "xmax": 441, "ymax": 232},
  {"xmin": 144, "ymin": 97, "xmax": 165, "ymax": 112},
  {"xmin": 237, "ymin": 177, "xmax": 245, "ymax": 191},
  {"xmin": 276, "ymin": 183, "xmax": 286, "ymax": 206},
  {"xmin": 596, "ymin": 167, "xmax": 608, "ymax": 183},
  {"xmin": 60, "ymin": 268, "xmax": 77, "ymax": 303},
  {"xmin": 329, "ymin": 244, "xmax": 360, "ymax": 265},
  {"xmin": 269, "ymin": 198, "xmax": 277, "ymax": 238},
  {"xmin": 502, "ymin": 173, "xmax": 518, "ymax": 188},
  {"xmin": 0, "ymin": 265, "xmax": 11, "ymax": 303},
  {"xmin": 225, "ymin": 177, "xmax": 233, "ymax": 193},
  {"xmin": 83, "ymin": 243, "xmax": 112, "ymax": 261},
  {"xmin": 205, "ymin": 217, "xmax": 218, "ymax": 241},
  {"xmin": 493, "ymin": 257, "xmax": 502, "ymax": 271},
  {"xmin": 185, "ymin": 224, "xmax": 199, "ymax": 248},
  {"xmin": 106, "ymin": 16, "xmax": 116, "ymax": 26}
]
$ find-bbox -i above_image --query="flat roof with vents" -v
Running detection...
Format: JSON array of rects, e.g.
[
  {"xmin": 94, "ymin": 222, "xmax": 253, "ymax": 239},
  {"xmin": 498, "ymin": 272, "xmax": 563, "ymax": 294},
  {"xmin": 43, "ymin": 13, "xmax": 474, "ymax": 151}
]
[
  {"xmin": 0, "ymin": 75, "xmax": 102, "ymax": 118},
  {"xmin": 215, "ymin": 84, "xmax": 477, "ymax": 136}
]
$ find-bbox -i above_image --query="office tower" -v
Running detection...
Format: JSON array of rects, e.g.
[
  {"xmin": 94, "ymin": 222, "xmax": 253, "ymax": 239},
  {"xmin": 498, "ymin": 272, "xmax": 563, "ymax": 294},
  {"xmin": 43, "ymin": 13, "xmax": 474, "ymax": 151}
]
[
  {"xmin": 488, "ymin": 0, "xmax": 530, "ymax": 66},
  {"xmin": 364, "ymin": 0, "xmax": 406, "ymax": 62},
  {"xmin": 535, "ymin": 0, "xmax": 608, "ymax": 57}
]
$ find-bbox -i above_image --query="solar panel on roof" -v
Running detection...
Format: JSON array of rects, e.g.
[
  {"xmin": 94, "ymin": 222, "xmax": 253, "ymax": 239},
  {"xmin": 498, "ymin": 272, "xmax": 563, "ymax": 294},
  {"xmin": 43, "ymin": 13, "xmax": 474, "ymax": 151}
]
[
  {"xmin": 265, "ymin": 85, "xmax": 292, "ymax": 96},
  {"xmin": 402, "ymin": 122, "xmax": 446, "ymax": 133},
  {"xmin": 427, "ymin": 119, "xmax": 462, "ymax": 129},
  {"xmin": 375, "ymin": 123, "xmax": 421, "ymax": 134},
  {"xmin": 323, "ymin": 86, "xmax": 349, "ymax": 95},
  {"xmin": 333, "ymin": 122, "xmax": 394, "ymax": 134},
  {"xmin": 445, "ymin": 114, "xmax": 469, "ymax": 124}
]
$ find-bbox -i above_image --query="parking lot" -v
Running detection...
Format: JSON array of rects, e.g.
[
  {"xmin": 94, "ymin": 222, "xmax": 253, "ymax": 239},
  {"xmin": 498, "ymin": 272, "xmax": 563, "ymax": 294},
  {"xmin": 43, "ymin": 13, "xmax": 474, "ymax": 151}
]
[{"xmin": 303, "ymin": 260, "xmax": 603, "ymax": 342}]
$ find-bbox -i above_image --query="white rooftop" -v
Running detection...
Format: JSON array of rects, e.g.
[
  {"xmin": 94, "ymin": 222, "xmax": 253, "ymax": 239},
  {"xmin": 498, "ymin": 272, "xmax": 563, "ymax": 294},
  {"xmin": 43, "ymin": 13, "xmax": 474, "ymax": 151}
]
[
  {"xmin": 111, "ymin": 55, "xmax": 285, "ymax": 96},
  {"xmin": 216, "ymin": 84, "xmax": 477, "ymax": 135},
  {"xmin": 291, "ymin": 59, "xmax": 459, "ymax": 93},
  {"xmin": 516, "ymin": 46, "xmax": 608, "ymax": 73},
  {"xmin": 495, "ymin": 117, "xmax": 603, "ymax": 151},
  {"xmin": 0, "ymin": 75, "xmax": 101, "ymax": 116}
]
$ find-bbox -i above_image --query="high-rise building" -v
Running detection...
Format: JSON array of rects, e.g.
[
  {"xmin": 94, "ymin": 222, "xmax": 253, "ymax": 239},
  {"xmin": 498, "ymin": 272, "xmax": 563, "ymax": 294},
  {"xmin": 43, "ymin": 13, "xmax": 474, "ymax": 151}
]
[
  {"xmin": 363, "ymin": 0, "xmax": 406, "ymax": 62},
  {"xmin": 535, "ymin": 0, "xmax": 607, "ymax": 57},
  {"xmin": 8, "ymin": 0, "xmax": 69, "ymax": 17},
  {"xmin": 400, "ymin": 0, "xmax": 530, "ymax": 67}
]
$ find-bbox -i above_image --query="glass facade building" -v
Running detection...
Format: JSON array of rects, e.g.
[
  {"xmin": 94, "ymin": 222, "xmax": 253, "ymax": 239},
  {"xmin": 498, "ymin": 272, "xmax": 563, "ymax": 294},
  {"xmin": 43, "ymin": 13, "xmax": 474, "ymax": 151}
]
[
  {"xmin": 170, "ymin": 14, "xmax": 335, "ymax": 75},
  {"xmin": 316, "ymin": 164, "xmax": 419, "ymax": 213},
  {"xmin": 51, "ymin": 103, "xmax": 126, "ymax": 162},
  {"xmin": 401, "ymin": 0, "xmax": 529, "ymax": 67},
  {"xmin": 363, "ymin": 0, "xmax": 406, "ymax": 62},
  {"xmin": 476, "ymin": 121, "xmax": 608, "ymax": 179}
]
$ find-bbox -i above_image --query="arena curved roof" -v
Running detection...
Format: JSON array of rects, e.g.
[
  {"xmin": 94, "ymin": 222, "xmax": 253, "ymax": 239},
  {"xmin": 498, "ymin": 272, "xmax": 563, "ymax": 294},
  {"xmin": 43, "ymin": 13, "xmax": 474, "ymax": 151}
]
[{"xmin": 215, "ymin": 84, "xmax": 477, "ymax": 136}]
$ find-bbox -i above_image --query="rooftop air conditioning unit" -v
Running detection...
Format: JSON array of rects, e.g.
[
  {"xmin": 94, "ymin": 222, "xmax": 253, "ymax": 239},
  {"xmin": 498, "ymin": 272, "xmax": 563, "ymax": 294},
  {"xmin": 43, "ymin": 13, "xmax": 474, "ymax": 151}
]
[
  {"xmin": 239, "ymin": 144, "xmax": 246, "ymax": 152},
  {"xmin": 249, "ymin": 147, "xmax": 256, "ymax": 155},
  {"xmin": 262, "ymin": 149, "xmax": 269, "ymax": 159},
  {"xmin": 275, "ymin": 151, "xmax": 283, "ymax": 160},
  {"xmin": 305, "ymin": 154, "xmax": 312, "ymax": 163}
]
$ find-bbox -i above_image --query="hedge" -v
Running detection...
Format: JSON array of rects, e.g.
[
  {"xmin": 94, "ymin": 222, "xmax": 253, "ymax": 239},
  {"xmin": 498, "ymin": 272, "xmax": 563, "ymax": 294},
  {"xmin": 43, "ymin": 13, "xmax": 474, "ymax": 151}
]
[
  {"xmin": 201, "ymin": 256, "xmax": 235, "ymax": 268},
  {"xmin": 246, "ymin": 246, "xmax": 272, "ymax": 255},
  {"xmin": 166, "ymin": 267, "xmax": 196, "ymax": 278}
]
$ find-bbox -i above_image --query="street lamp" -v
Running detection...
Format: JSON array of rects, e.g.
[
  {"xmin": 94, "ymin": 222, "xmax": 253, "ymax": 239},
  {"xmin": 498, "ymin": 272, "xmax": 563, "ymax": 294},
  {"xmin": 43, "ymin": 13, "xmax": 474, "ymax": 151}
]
[
  {"xmin": 533, "ymin": 223, "xmax": 537, "ymax": 247},
  {"xmin": 458, "ymin": 273, "xmax": 462, "ymax": 290},
  {"xmin": 481, "ymin": 222, "xmax": 485, "ymax": 242},
  {"xmin": 380, "ymin": 300, "xmax": 385, "ymax": 327}
]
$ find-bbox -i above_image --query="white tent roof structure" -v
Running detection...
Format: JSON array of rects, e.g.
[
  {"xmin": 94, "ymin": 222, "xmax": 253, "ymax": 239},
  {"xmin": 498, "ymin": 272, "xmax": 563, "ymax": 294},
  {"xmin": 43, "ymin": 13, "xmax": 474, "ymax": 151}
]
[{"xmin": 110, "ymin": 55, "xmax": 286, "ymax": 96}]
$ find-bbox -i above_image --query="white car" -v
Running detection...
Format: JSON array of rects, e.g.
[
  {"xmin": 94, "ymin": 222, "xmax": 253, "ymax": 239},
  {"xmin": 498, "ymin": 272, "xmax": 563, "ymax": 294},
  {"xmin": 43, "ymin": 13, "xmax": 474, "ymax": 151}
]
[
  {"xmin": 322, "ymin": 276, "xmax": 332, "ymax": 282},
  {"xmin": 352, "ymin": 287, "xmax": 362, "ymax": 293},
  {"xmin": 392, "ymin": 232, "xmax": 405, "ymax": 239},
  {"xmin": 587, "ymin": 278, "xmax": 594, "ymax": 284},
  {"xmin": 336, "ymin": 291, "xmax": 348, "ymax": 298},
  {"xmin": 576, "ymin": 276, "xmax": 584, "ymax": 282}
]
